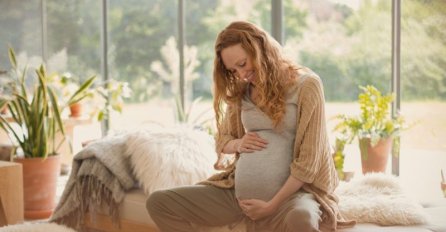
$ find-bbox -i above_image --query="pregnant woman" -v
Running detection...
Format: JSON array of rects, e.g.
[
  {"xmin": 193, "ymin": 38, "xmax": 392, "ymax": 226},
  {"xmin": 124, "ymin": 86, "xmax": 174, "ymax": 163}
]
[
  {"xmin": 147, "ymin": 21, "xmax": 355, "ymax": 232},
  {"xmin": 235, "ymin": 82, "xmax": 298, "ymax": 202}
]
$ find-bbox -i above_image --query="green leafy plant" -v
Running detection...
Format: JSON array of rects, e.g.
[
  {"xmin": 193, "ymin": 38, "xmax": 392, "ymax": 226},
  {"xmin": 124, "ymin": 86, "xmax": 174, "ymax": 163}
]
[
  {"xmin": 334, "ymin": 85, "xmax": 406, "ymax": 147},
  {"xmin": 0, "ymin": 48, "xmax": 95, "ymax": 158},
  {"xmin": 332, "ymin": 137, "xmax": 347, "ymax": 180},
  {"xmin": 92, "ymin": 79, "xmax": 132, "ymax": 121}
]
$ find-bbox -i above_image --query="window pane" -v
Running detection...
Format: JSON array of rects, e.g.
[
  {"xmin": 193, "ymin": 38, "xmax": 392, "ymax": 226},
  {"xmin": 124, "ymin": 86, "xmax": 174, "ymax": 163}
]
[
  {"xmin": 108, "ymin": 0, "xmax": 177, "ymax": 130},
  {"xmin": 46, "ymin": 0, "xmax": 101, "ymax": 80},
  {"xmin": 0, "ymin": 1, "xmax": 42, "ymax": 71},
  {"xmin": 400, "ymin": 0, "xmax": 446, "ymax": 201},
  {"xmin": 44, "ymin": 1, "xmax": 102, "ymax": 163},
  {"xmin": 285, "ymin": 0, "xmax": 392, "ymax": 102},
  {"xmin": 0, "ymin": 1, "xmax": 42, "ymax": 157}
]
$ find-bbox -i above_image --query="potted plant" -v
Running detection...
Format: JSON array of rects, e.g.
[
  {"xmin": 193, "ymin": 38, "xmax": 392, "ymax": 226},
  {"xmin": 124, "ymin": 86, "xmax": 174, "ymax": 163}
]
[
  {"xmin": 90, "ymin": 79, "xmax": 132, "ymax": 121},
  {"xmin": 334, "ymin": 85, "xmax": 405, "ymax": 174},
  {"xmin": 55, "ymin": 74, "xmax": 131, "ymax": 122},
  {"xmin": 0, "ymin": 48, "xmax": 94, "ymax": 219},
  {"xmin": 51, "ymin": 73, "xmax": 96, "ymax": 118}
]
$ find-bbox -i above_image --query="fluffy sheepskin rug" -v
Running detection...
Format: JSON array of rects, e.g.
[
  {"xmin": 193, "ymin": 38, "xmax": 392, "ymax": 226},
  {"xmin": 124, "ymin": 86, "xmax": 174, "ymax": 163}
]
[
  {"xmin": 335, "ymin": 173, "xmax": 429, "ymax": 226},
  {"xmin": 125, "ymin": 125, "xmax": 218, "ymax": 195},
  {"xmin": 0, "ymin": 222, "xmax": 76, "ymax": 232}
]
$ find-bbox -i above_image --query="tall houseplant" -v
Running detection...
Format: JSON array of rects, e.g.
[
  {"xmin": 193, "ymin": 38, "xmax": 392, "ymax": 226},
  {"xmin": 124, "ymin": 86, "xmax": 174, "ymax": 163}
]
[
  {"xmin": 0, "ymin": 48, "xmax": 95, "ymax": 219},
  {"xmin": 334, "ymin": 85, "xmax": 405, "ymax": 174}
]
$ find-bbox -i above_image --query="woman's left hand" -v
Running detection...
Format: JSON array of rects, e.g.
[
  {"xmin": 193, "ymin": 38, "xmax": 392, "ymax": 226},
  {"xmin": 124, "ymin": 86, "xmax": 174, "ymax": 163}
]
[{"xmin": 238, "ymin": 198, "xmax": 278, "ymax": 221}]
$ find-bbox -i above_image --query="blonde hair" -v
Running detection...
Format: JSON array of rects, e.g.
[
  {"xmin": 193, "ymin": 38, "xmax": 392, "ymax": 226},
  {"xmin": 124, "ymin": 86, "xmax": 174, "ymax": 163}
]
[{"xmin": 213, "ymin": 21, "xmax": 299, "ymax": 131}]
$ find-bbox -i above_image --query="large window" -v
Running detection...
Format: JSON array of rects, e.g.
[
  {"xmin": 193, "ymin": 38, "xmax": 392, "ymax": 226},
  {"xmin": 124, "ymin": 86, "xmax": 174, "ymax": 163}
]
[{"xmin": 1, "ymin": 0, "xmax": 445, "ymax": 201}]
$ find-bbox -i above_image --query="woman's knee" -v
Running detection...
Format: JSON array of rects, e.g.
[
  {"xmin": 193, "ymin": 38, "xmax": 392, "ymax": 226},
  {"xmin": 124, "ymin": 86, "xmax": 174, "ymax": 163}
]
[
  {"xmin": 285, "ymin": 208, "xmax": 319, "ymax": 232},
  {"xmin": 146, "ymin": 190, "xmax": 169, "ymax": 216}
]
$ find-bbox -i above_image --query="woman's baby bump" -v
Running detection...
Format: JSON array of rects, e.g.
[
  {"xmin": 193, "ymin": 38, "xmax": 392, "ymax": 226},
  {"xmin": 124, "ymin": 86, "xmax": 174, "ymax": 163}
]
[{"xmin": 235, "ymin": 131, "xmax": 294, "ymax": 201}]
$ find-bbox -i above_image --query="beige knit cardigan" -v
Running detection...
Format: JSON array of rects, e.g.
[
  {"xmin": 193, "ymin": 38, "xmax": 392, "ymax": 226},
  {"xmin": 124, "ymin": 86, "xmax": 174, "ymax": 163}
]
[{"xmin": 201, "ymin": 69, "xmax": 355, "ymax": 231}]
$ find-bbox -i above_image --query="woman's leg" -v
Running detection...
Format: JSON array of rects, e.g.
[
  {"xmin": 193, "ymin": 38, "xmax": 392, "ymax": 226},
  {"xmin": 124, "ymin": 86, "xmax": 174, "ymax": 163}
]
[
  {"xmin": 284, "ymin": 192, "xmax": 321, "ymax": 232},
  {"xmin": 146, "ymin": 185, "xmax": 243, "ymax": 232},
  {"xmin": 259, "ymin": 192, "xmax": 321, "ymax": 232}
]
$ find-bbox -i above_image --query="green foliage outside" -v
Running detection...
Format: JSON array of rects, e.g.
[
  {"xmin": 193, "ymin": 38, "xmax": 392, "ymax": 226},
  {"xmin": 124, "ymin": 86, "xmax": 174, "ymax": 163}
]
[{"xmin": 0, "ymin": 0, "xmax": 444, "ymax": 103}]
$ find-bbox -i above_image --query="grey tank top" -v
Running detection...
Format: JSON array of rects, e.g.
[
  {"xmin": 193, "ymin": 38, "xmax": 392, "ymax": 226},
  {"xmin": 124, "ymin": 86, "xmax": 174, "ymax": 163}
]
[{"xmin": 235, "ymin": 84, "xmax": 299, "ymax": 201}]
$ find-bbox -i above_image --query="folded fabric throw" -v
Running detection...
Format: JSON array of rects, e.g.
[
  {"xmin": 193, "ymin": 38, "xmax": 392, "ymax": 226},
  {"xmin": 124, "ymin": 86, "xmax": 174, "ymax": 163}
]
[
  {"xmin": 50, "ymin": 134, "xmax": 136, "ymax": 230},
  {"xmin": 50, "ymin": 126, "xmax": 218, "ymax": 231}
]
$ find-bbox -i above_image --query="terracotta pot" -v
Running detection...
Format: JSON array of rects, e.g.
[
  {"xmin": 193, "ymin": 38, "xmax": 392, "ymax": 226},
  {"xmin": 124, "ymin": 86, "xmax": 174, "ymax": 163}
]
[
  {"xmin": 14, "ymin": 155, "xmax": 61, "ymax": 219},
  {"xmin": 69, "ymin": 102, "xmax": 83, "ymax": 118},
  {"xmin": 359, "ymin": 137, "xmax": 393, "ymax": 174}
]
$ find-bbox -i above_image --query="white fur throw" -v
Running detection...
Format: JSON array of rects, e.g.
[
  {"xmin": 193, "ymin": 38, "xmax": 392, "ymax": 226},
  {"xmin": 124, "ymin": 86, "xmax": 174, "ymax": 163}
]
[
  {"xmin": 0, "ymin": 222, "xmax": 76, "ymax": 232},
  {"xmin": 125, "ymin": 125, "xmax": 217, "ymax": 195},
  {"xmin": 335, "ymin": 173, "xmax": 429, "ymax": 226}
]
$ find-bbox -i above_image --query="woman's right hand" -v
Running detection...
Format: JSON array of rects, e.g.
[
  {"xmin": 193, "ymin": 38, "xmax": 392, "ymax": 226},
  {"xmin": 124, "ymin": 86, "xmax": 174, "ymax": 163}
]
[{"xmin": 236, "ymin": 132, "xmax": 268, "ymax": 153}]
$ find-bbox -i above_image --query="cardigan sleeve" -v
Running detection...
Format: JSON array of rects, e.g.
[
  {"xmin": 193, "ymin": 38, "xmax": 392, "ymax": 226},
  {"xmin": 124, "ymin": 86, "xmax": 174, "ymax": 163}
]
[
  {"xmin": 215, "ymin": 104, "xmax": 237, "ymax": 155},
  {"xmin": 214, "ymin": 104, "xmax": 242, "ymax": 169},
  {"xmin": 290, "ymin": 75, "xmax": 330, "ymax": 183}
]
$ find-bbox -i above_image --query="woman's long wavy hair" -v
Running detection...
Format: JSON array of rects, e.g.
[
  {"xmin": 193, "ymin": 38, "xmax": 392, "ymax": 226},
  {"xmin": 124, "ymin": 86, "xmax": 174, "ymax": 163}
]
[{"xmin": 213, "ymin": 21, "xmax": 299, "ymax": 131}]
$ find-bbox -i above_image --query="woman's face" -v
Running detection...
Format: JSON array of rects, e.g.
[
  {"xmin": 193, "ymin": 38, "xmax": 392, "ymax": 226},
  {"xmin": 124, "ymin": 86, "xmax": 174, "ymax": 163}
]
[{"xmin": 220, "ymin": 43, "xmax": 256, "ymax": 85}]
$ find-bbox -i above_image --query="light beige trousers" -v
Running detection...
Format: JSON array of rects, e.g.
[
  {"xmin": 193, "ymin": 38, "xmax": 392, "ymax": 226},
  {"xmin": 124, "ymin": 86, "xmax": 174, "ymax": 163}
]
[{"xmin": 146, "ymin": 185, "xmax": 321, "ymax": 232}]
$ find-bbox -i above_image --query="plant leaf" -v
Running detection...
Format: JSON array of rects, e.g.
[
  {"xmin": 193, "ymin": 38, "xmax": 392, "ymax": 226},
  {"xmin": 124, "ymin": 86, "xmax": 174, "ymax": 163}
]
[
  {"xmin": 67, "ymin": 76, "xmax": 96, "ymax": 105},
  {"xmin": 8, "ymin": 47, "xmax": 17, "ymax": 69}
]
